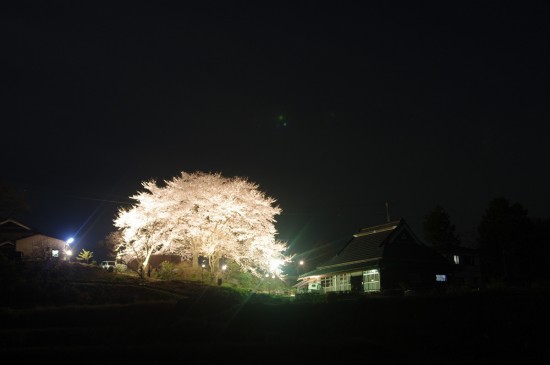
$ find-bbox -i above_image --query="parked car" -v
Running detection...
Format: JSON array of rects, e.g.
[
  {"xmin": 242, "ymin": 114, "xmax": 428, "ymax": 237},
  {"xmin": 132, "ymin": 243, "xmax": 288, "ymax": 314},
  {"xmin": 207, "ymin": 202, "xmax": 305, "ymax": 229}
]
[
  {"xmin": 101, "ymin": 261, "xmax": 116, "ymax": 272},
  {"xmin": 308, "ymin": 283, "xmax": 322, "ymax": 293}
]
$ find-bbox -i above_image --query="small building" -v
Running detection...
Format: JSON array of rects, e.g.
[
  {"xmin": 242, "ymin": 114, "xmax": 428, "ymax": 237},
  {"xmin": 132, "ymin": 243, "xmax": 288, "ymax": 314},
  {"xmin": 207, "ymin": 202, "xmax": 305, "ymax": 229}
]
[
  {"xmin": 0, "ymin": 218, "xmax": 71, "ymax": 261},
  {"xmin": 16, "ymin": 234, "xmax": 71, "ymax": 261},
  {"xmin": 432, "ymin": 244, "xmax": 481, "ymax": 289},
  {"xmin": 295, "ymin": 218, "xmax": 454, "ymax": 295},
  {"xmin": 0, "ymin": 219, "xmax": 35, "ymax": 260}
]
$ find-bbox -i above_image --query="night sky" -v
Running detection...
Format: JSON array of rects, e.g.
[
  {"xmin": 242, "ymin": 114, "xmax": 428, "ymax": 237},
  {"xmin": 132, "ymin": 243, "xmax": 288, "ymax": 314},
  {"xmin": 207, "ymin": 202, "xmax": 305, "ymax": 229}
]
[{"xmin": 2, "ymin": 2, "xmax": 549, "ymax": 264}]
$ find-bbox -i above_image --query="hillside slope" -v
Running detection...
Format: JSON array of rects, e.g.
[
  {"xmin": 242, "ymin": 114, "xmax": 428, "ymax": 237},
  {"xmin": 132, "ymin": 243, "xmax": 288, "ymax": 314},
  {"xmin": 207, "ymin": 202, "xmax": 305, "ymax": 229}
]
[{"xmin": 1, "ymin": 260, "xmax": 549, "ymax": 363}]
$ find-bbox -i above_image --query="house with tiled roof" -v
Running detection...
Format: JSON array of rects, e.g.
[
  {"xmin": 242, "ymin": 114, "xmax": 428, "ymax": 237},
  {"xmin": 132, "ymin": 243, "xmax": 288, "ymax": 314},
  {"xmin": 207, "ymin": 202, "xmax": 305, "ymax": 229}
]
[
  {"xmin": 0, "ymin": 218, "xmax": 71, "ymax": 261},
  {"xmin": 0, "ymin": 218, "xmax": 35, "ymax": 260},
  {"xmin": 295, "ymin": 218, "xmax": 454, "ymax": 294}
]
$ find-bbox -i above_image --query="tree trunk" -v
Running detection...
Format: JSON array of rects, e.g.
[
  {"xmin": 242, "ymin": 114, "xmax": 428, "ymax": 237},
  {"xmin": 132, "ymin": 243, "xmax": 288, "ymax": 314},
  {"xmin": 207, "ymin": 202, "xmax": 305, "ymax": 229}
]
[{"xmin": 191, "ymin": 239, "xmax": 199, "ymax": 269}]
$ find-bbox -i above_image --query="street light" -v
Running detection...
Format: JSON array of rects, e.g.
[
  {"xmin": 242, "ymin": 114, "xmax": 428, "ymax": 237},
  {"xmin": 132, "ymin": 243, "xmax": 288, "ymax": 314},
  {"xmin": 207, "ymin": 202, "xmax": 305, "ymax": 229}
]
[
  {"xmin": 297, "ymin": 260, "xmax": 304, "ymax": 276},
  {"xmin": 201, "ymin": 262, "xmax": 206, "ymax": 283},
  {"xmin": 65, "ymin": 238, "xmax": 74, "ymax": 261},
  {"xmin": 219, "ymin": 264, "xmax": 227, "ymax": 286}
]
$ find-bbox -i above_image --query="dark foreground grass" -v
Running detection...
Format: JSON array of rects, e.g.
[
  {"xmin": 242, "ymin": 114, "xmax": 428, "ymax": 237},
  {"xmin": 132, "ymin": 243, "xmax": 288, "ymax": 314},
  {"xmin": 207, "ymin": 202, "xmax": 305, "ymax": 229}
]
[
  {"xmin": 2, "ymin": 291, "xmax": 550, "ymax": 364},
  {"xmin": 1, "ymin": 261, "xmax": 550, "ymax": 364}
]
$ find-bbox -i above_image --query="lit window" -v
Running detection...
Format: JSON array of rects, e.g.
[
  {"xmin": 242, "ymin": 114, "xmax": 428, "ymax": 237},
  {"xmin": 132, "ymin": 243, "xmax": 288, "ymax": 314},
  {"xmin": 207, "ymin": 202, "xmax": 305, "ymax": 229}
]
[
  {"xmin": 52, "ymin": 250, "xmax": 59, "ymax": 258},
  {"xmin": 436, "ymin": 274, "xmax": 447, "ymax": 282},
  {"xmin": 453, "ymin": 255, "xmax": 460, "ymax": 264},
  {"xmin": 363, "ymin": 269, "xmax": 380, "ymax": 292}
]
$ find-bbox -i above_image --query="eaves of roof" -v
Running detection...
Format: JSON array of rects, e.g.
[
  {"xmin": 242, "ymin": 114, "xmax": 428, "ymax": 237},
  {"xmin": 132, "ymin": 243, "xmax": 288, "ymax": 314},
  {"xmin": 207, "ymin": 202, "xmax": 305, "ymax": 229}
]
[
  {"xmin": 0, "ymin": 219, "xmax": 32, "ymax": 231},
  {"xmin": 299, "ymin": 258, "xmax": 381, "ymax": 277}
]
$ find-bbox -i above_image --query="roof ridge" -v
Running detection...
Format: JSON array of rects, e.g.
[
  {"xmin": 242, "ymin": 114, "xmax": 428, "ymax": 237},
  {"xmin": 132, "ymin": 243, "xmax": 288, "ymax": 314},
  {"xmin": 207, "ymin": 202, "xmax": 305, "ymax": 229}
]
[{"xmin": 355, "ymin": 219, "xmax": 402, "ymax": 237}]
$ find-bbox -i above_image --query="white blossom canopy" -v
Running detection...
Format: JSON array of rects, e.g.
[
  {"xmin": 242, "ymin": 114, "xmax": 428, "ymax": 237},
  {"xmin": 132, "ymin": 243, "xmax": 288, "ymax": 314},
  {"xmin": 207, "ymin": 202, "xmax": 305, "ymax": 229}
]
[{"xmin": 113, "ymin": 171, "xmax": 292, "ymax": 277}]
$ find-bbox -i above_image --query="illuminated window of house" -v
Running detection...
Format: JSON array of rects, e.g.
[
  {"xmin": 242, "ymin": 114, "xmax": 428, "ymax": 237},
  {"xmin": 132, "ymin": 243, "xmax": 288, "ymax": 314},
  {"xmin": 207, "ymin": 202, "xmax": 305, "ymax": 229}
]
[
  {"xmin": 321, "ymin": 276, "xmax": 332, "ymax": 289},
  {"xmin": 363, "ymin": 269, "xmax": 380, "ymax": 292},
  {"xmin": 453, "ymin": 255, "xmax": 460, "ymax": 264},
  {"xmin": 436, "ymin": 274, "xmax": 447, "ymax": 282},
  {"xmin": 52, "ymin": 249, "xmax": 59, "ymax": 258},
  {"xmin": 336, "ymin": 273, "xmax": 351, "ymax": 292}
]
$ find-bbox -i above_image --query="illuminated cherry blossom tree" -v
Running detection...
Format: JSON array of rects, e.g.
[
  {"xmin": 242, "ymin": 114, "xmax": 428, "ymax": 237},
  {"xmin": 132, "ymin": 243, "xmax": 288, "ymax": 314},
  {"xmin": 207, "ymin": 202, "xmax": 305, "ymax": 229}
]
[
  {"xmin": 113, "ymin": 181, "xmax": 176, "ymax": 276},
  {"xmin": 114, "ymin": 171, "xmax": 292, "ymax": 278}
]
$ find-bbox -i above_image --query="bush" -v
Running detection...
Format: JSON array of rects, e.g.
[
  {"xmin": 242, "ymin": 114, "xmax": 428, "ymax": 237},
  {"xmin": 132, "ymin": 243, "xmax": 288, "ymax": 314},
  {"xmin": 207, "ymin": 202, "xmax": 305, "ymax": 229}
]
[{"xmin": 154, "ymin": 261, "xmax": 178, "ymax": 280}]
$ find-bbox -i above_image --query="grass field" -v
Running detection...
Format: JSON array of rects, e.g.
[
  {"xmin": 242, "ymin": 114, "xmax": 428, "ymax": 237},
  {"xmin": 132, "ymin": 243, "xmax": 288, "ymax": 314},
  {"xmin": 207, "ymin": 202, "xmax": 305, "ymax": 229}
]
[{"xmin": 1, "ymin": 260, "xmax": 549, "ymax": 364}]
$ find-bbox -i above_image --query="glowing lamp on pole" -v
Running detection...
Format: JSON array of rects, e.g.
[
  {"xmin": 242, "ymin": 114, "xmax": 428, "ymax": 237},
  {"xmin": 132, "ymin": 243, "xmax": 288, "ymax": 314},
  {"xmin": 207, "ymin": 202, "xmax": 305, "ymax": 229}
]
[{"xmin": 65, "ymin": 238, "xmax": 74, "ymax": 261}]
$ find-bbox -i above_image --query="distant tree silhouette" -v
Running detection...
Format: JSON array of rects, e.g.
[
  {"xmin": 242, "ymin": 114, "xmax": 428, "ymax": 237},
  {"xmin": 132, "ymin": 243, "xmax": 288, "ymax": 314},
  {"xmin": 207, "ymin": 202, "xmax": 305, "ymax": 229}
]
[
  {"xmin": 477, "ymin": 197, "xmax": 531, "ymax": 286},
  {"xmin": 527, "ymin": 217, "xmax": 550, "ymax": 284},
  {"xmin": 423, "ymin": 205, "xmax": 461, "ymax": 247},
  {"xmin": 0, "ymin": 178, "xmax": 29, "ymax": 219}
]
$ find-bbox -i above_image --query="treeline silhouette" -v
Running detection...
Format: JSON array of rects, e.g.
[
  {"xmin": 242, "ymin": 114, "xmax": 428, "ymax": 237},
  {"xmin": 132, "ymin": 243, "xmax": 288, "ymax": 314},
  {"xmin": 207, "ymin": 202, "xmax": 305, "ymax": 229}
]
[{"xmin": 424, "ymin": 197, "xmax": 550, "ymax": 289}]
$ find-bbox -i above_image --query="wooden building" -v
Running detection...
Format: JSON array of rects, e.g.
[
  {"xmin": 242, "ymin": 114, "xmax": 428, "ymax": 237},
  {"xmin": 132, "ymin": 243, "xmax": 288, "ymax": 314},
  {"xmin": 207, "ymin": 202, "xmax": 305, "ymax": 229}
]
[{"xmin": 296, "ymin": 218, "xmax": 454, "ymax": 294}]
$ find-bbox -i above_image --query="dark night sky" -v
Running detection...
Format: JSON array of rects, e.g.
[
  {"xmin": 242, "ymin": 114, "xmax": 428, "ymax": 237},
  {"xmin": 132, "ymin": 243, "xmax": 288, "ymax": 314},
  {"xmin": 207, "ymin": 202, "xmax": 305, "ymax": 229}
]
[{"xmin": 2, "ymin": 1, "xmax": 549, "ymax": 263}]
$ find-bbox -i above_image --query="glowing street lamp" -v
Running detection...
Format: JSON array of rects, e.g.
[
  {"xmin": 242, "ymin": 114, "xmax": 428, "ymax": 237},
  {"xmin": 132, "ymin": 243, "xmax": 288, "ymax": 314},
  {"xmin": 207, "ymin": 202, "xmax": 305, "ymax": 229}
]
[
  {"xmin": 65, "ymin": 238, "xmax": 74, "ymax": 261},
  {"xmin": 297, "ymin": 259, "xmax": 304, "ymax": 276},
  {"xmin": 219, "ymin": 264, "xmax": 228, "ymax": 286}
]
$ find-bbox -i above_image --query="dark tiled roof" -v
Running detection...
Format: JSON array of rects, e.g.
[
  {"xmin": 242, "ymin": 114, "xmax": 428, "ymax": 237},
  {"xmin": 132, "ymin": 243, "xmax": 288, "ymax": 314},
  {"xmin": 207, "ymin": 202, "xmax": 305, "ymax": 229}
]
[
  {"xmin": 299, "ymin": 218, "xmax": 451, "ymax": 278},
  {"xmin": 0, "ymin": 219, "xmax": 36, "ymax": 242},
  {"xmin": 0, "ymin": 219, "xmax": 32, "ymax": 231},
  {"xmin": 319, "ymin": 221, "xmax": 399, "ymax": 268},
  {"xmin": 300, "ymin": 219, "xmax": 402, "ymax": 277}
]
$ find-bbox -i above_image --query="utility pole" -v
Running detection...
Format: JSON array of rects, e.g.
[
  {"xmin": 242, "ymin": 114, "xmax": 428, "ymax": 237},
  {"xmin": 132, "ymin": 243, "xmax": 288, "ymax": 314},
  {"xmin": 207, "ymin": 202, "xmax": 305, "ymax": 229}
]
[{"xmin": 385, "ymin": 202, "xmax": 391, "ymax": 222}]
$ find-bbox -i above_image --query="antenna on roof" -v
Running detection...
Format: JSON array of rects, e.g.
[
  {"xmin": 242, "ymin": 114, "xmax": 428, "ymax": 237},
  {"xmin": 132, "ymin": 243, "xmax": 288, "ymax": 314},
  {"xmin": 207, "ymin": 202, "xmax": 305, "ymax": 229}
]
[{"xmin": 385, "ymin": 202, "xmax": 391, "ymax": 222}]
